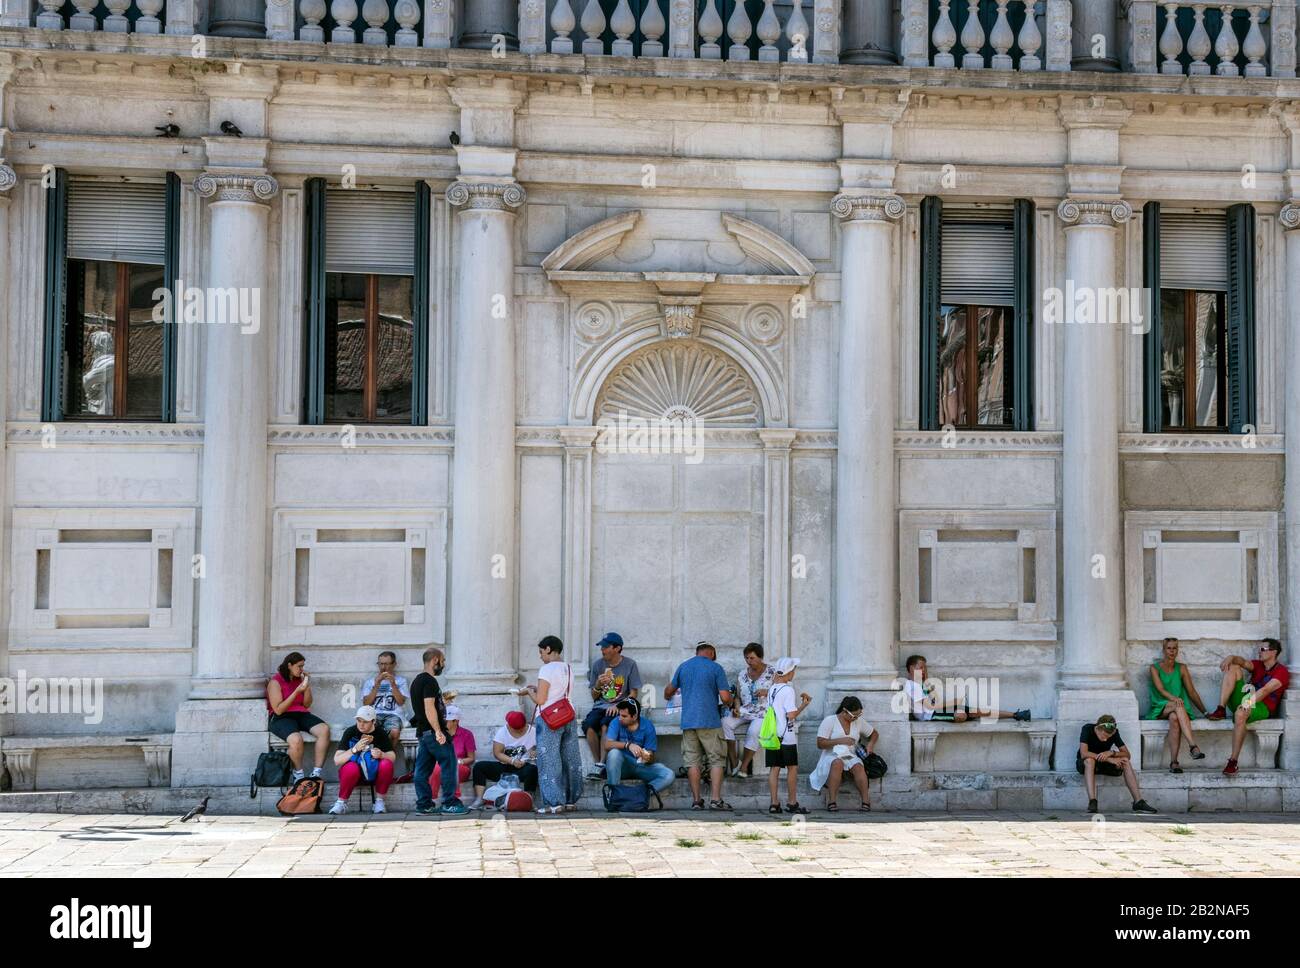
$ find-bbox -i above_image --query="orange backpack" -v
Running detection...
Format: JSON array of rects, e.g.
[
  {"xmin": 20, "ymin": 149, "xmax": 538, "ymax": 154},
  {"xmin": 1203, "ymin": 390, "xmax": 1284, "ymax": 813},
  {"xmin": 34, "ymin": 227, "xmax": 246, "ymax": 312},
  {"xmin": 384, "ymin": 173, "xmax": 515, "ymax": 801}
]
[{"xmin": 276, "ymin": 777, "xmax": 325, "ymax": 816}]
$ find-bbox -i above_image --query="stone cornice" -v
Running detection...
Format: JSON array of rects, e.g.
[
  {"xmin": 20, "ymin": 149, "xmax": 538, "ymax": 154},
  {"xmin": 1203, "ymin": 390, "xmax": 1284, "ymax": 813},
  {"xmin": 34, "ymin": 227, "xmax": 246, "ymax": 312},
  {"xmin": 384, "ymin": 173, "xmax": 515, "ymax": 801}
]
[
  {"xmin": 1119, "ymin": 433, "xmax": 1284, "ymax": 455},
  {"xmin": 1057, "ymin": 197, "xmax": 1133, "ymax": 227},
  {"xmin": 194, "ymin": 171, "xmax": 279, "ymax": 203},
  {"xmin": 1057, "ymin": 94, "xmax": 1134, "ymax": 130},
  {"xmin": 445, "ymin": 180, "xmax": 526, "ymax": 211},
  {"xmin": 6, "ymin": 423, "xmax": 205, "ymax": 443},
  {"xmin": 268, "ymin": 426, "xmax": 454, "ymax": 445},
  {"xmin": 894, "ymin": 431, "xmax": 1064, "ymax": 453},
  {"xmin": 830, "ymin": 192, "xmax": 906, "ymax": 222}
]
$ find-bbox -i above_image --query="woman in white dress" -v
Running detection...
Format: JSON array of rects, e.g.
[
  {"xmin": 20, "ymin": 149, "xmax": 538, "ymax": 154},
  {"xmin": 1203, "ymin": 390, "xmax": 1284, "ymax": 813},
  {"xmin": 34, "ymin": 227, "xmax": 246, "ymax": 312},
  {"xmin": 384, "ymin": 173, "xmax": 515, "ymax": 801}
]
[{"xmin": 809, "ymin": 696, "xmax": 879, "ymax": 812}]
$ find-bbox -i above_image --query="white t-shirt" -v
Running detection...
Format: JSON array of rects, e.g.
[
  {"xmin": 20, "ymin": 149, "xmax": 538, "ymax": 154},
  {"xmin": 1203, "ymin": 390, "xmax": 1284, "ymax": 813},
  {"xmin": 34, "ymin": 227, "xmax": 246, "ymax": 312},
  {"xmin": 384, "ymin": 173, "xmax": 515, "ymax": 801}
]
[
  {"xmin": 361, "ymin": 675, "xmax": 409, "ymax": 716},
  {"xmin": 903, "ymin": 679, "xmax": 933, "ymax": 721},
  {"xmin": 768, "ymin": 683, "xmax": 801, "ymax": 746},
  {"xmin": 493, "ymin": 724, "xmax": 537, "ymax": 762},
  {"xmin": 536, "ymin": 661, "xmax": 572, "ymax": 713},
  {"xmin": 817, "ymin": 713, "xmax": 873, "ymax": 759}
]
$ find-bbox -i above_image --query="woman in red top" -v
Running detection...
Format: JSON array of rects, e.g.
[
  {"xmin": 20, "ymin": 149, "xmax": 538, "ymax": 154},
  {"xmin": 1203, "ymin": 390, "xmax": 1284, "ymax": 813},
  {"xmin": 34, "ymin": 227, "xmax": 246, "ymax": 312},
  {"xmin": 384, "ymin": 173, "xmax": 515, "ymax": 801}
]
[{"xmin": 267, "ymin": 652, "xmax": 331, "ymax": 781}]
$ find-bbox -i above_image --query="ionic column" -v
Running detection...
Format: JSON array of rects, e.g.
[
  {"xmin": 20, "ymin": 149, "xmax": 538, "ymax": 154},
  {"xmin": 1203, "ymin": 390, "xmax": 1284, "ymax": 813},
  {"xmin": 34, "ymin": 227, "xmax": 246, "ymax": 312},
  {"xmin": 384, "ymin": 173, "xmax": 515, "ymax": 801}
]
[
  {"xmin": 172, "ymin": 170, "xmax": 278, "ymax": 786},
  {"xmin": 830, "ymin": 192, "xmax": 905, "ymax": 691},
  {"xmin": 1280, "ymin": 202, "xmax": 1300, "ymax": 769},
  {"xmin": 1053, "ymin": 196, "xmax": 1142, "ymax": 771},
  {"xmin": 190, "ymin": 171, "xmax": 278, "ymax": 696},
  {"xmin": 1056, "ymin": 197, "xmax": 1130, "ymax": 691},
  {"xmin": 446, "ymin": 180, "xmax": 525, "ymax": 691}
]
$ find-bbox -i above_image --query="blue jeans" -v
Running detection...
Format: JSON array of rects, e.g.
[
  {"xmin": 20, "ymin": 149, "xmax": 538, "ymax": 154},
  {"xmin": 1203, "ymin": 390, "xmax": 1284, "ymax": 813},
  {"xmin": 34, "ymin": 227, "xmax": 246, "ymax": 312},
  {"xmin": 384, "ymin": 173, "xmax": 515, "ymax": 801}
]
[
  {"xmin": 414, "ymin": 731, "xmax": 460, "ymax": 810},
  {"xmin": 606, "ymin": 748, "xmax": 674, "ymax": 794},
  {"xmin": 536, "ymin": 715, "xmax": 583, "ymax": 808}
]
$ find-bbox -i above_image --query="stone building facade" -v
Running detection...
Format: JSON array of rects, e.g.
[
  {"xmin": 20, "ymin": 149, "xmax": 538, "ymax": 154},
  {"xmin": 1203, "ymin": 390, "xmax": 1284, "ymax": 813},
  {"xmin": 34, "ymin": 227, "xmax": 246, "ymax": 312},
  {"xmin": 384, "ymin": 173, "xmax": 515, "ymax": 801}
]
[{"xmin": 0, "ymin": 0, "xmax": 1298, "ymax": 808}]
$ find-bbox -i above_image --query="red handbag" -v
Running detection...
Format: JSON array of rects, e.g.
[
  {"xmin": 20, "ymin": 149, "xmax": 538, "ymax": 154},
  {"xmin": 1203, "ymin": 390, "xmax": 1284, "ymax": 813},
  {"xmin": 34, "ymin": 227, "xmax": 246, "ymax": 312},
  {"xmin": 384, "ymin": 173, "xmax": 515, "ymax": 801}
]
[{"xmin": 539, "ymin": 663, "xmax": 575, "ymax": 729}]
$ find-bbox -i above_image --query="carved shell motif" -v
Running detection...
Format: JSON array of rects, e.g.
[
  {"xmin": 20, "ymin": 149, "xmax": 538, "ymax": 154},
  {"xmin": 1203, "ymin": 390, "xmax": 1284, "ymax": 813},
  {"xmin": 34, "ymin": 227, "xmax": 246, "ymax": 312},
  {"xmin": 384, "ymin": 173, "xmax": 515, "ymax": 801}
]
[{"xmin": 595, "ymin": 342, "xmax": 762, "ymax": 426}]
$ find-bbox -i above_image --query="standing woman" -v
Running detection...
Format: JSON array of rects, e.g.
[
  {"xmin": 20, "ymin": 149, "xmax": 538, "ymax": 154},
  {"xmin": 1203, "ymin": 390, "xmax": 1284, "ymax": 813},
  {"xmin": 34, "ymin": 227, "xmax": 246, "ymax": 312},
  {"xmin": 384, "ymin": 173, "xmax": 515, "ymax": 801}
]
[
  {"xmin": 266, "ymin": 651, "xmax": 331, "ymax": 782},
  {"xmin": 525, "ymin": 635, "xmax": 583, "ymax": 814}
]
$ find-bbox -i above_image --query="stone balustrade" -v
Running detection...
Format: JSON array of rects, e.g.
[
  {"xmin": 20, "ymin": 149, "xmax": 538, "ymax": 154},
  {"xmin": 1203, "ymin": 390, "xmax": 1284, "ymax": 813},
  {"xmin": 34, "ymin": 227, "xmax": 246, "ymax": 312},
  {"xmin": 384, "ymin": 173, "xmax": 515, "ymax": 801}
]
[
  {"xmin": 2, "ymin": 0, "xmax": 1298, "ymax": 80},
  {"xmin": 1128, "ymin": 1, "xmax": 1296, "ymax": 77},
  {"xmin": 901, "ymin": 0, "xmax": 1072, "ymax": 71}
]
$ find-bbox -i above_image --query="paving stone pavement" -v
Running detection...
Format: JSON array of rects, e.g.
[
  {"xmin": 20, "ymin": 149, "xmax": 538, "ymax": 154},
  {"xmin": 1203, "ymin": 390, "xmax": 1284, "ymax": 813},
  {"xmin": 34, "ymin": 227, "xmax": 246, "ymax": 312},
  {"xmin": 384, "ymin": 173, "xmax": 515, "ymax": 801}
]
[{"xmin": 1, "ymin": 809, "xmax": 1298, "ymax": 877}]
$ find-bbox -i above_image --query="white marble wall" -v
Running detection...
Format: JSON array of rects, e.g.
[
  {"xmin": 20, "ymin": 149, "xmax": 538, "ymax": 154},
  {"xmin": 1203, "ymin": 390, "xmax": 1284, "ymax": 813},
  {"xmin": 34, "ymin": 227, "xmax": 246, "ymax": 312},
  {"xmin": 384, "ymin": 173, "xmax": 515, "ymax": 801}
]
[{"xmin": 0, "ymin": 45, "xmax": 1295, "ymax": 785}]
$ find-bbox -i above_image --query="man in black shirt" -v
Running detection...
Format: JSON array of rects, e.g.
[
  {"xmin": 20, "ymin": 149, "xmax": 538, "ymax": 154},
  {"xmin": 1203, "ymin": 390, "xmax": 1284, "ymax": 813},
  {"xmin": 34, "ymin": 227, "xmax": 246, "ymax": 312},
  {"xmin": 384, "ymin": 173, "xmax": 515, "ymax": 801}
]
[
  {"xmin": 1076, "ymin": 714, "xmax": 1157, "ymax": 815},
  {"xmin": 411, "ymin": 647, "xmax": 467, "ymax": 815}
]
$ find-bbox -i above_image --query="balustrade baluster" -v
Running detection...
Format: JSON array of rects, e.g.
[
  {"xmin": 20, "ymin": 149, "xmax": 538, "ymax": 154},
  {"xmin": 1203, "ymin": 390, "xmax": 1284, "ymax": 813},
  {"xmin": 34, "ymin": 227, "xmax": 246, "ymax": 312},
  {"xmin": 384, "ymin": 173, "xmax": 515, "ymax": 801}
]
[
  {"xmin": 960, "ymin": 0, "xmax": 985, "ymax": 68},
  {"xmin": 1242, "ymin": 3, "xmax": 1267, "ymax": 76},
  {"xmin": 641, "ymin": 0, "xmax": 666, "ymax": 56},
  {"xmin": 102, "ymin": 0, "xmax": 130, "ymax": 32},
  {"xmin": 786, "ymin": 0, "xmax": 809, "ymax": 62},
  {"xmin": 1159, "ymin": 2, "xmax": 1185, "ymax": 73},
  {"xmin": 1019, "ymin": 0, "xmax": 1043, "ymax": 70},
  {"xmin": 331, "ymin": 0, "xmax": 358, "ymax": 42},
  {"xmin": 136, "ymin": 0, "xmax": 163, "ymax": 33},
  {"xmin": 551, "ymin": 0, "xmax": 576, "ymax": 53},
  {"xmin": 580, "ymin": 0, "xmax": 606, "ymax": 55},
  {"xmin": 757, "ymin": 0, "xmax": 781, "ymax": 61},
  {"xmin": 610, "ymin": 0, "xmax": 636, "ymax": 56},
  {"xmin": 699, "ymin": 0, "xmax": 723, "ymax": 59},
  {"xmin": 1186, "ymin": 3, "xmax": 1212, "ymax": 74},
  {"xmin": 1214, "ymin": 4, "xmax": 1239, "ymax": 75},
  {"xmin": 727, "ymin": 0, "xmax": 753, "ymax": 61},
  {"xmin": 361, "ymin": 0, "xmax": 388, "ymax": 44},
  {"xmin": 933, "ymin": 0, "xmax": 957, "ymax": 67},
  {"xmin": 990, "ymin": 0, "xmax": 1014, "ymax": 69},
  {"xmin": 393, "ymin": 0, "xmax": 419, "ymax": 46}
]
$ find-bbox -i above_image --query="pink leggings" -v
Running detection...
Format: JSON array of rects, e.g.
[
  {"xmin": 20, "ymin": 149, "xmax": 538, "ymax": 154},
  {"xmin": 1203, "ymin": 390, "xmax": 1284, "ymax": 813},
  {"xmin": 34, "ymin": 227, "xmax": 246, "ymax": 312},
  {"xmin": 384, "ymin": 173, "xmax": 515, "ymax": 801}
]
[
  {"xmin": 338, "ymin": 758, "xmax": 395, "ymax": 799},
  {"xmin": 431, "ymin": 763, "xmax": 472, "ymax": 795}
]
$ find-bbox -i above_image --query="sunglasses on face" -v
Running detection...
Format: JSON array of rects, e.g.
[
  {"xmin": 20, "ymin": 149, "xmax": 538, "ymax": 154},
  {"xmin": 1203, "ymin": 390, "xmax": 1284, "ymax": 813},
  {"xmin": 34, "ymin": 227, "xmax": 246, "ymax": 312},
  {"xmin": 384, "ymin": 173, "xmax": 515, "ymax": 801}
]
[{"xmin": 1098, "ymin": 724, "xmax": 1116, "ymax": 733}]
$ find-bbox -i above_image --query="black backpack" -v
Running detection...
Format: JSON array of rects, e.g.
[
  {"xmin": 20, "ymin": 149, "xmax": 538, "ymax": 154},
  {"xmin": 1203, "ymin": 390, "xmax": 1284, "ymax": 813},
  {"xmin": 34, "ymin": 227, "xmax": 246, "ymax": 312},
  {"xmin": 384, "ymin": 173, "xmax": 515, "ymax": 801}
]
[{"xmin": 250, "ymin": 750, "xmax": 292, "ymax": 799}]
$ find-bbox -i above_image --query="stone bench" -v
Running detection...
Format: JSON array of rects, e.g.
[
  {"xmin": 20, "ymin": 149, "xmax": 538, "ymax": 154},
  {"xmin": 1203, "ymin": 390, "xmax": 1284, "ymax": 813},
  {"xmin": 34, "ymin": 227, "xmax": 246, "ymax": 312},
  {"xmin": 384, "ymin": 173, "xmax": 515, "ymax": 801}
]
[
  {"xmin": 0, "ymin": 734, "xmax": 172, "ymax": 791},
  {"xmin": 910, "ymin": 720, "xmax": 1056, "ymax": 773},
  {"xmin": 1139, "ymin": 718, "xmax": 1283, "ymax": 770}
]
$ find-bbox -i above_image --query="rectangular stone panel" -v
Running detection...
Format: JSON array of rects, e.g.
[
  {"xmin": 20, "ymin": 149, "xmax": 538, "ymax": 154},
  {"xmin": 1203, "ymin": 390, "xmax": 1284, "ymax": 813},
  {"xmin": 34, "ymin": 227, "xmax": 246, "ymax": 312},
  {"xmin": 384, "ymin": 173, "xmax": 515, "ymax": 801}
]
[
  {"xmin": 14, "ymin": 450, "xmax": 199, "ymax": 506},
  {"xmin": 899, "ymin": 456, "xmax": 1057, "ymax": 509}
]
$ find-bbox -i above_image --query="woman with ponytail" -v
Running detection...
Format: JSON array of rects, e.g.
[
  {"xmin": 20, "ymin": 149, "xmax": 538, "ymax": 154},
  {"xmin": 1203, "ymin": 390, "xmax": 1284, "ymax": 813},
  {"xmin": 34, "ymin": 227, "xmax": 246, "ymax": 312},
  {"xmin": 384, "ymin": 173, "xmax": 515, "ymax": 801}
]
[{"xmin": 809, "ymin": 695, "xmax": 878, "ymax": 812}]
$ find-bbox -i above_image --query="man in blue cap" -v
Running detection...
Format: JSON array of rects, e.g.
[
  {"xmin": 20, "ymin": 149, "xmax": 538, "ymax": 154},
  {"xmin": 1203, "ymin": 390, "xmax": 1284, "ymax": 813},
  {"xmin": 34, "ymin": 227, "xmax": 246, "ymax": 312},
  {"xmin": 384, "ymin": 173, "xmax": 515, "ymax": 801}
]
[{"xmin": 583, "ymin": 631, "xmax": 643, "ymax": 779}]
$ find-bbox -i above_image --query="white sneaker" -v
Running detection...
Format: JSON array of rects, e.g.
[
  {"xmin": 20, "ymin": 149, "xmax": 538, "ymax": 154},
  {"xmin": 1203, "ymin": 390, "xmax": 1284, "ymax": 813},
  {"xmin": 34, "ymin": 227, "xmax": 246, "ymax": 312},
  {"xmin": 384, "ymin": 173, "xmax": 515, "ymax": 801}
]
[
  {"xmin": 467, "ymin": 798, "xmax": 484, "ymax": 811},
  {"xmin": 372, "ymin": 799, "xmax": 386, "ymax": 815},
  {"xmin": 328, "ymin": 799, "xmax": 347, "ymax": 815},
  {"xmin": 536, "ymin": 805, "xmax": 562, "ymax": 815},
  {"xmin": 291, "ymin": 769, "xmax": 306, "ymax": 783},
  {"xmin": 309, "ymin": 767, "xmax": 323, "ymax": 779}
]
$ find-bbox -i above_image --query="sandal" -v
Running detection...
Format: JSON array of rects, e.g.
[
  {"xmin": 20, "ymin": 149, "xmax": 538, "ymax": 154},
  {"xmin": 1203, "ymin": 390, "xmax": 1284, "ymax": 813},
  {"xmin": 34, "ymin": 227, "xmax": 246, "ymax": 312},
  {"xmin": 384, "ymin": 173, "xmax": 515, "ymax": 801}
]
[
  {"xmin": 769, "ymin": 804, "xmax": 782, "ymax": 814},
  {"xmin": 1189, "ymin": 745, "xmax": 1206, "ymax": 760},
  {"xmin": 826, "ymin": 801, "xmax": 839, "ymax": 813},
  {"xmin": 785, "ymin": 803, "xmax": 810, "ymax": 815},
  {"xmin": 860, "ymin": 802, "xmax": 872, "ymax": 812},
  {"xmin": 1170, "ymin": 761, "xmax": 1183, "ymax": 774},
  {"xmin": 709, "ymin": 799, "xmax": 733, "ymax": 811},
  {"xmin": 691, "ymin": 799, "xmax": 705, "ymax": 810}
]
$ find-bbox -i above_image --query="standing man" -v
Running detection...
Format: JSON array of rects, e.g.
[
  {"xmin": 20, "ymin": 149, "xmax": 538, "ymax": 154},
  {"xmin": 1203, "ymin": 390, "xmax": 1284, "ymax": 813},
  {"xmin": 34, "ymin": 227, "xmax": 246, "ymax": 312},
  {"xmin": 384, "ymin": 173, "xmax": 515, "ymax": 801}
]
[
  {"xmin": 1206, "ymin": 638, "xmax": 1289, "ymax": 776},
  {"xmin": 582, "ymin": 632, "xmax": 642, "ymax": 779},
  {"xmin": 410, "ymin": 647, "xmax": 467, "ymax": 816},
  {"xmin": 664, "ymin": 640, "xmax": 733, "ymax": 811},
  {"xmin": 361, "ymin": 651, "xmax": 408, "ymax": 755}
]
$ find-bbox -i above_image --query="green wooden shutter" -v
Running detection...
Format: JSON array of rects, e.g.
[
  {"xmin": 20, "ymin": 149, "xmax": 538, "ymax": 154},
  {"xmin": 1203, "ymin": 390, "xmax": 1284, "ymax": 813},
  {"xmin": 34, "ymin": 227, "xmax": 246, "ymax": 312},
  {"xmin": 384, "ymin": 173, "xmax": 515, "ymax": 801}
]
[
  {"xmin": 1142, "ymin": 202, "xmax": 1164, "ymax": 433},
  {"xmin": 41, "ymin": 168, "xmax": 68, "ymax": 424},
  {"xmin": 161, "ymin": 172, "xmax": 181, "ymax": 423},
  {"xmin": 1012, "ymin": 199, "xmax": 1034, "ymax": 431},
  {"xmin": 411, "ymin": 180, "xmax": 431, "ymax": 427},
  {"xmin": 302, "ymin": 178, "xmax": 327, "ymax": 425},
  {"xmin": 1226, "ymin": 202, "xmax": 1256, "ymax": 434},
  {"xmin": 919, "ymin": 195, "xmax": 942, "ymax": 431}
]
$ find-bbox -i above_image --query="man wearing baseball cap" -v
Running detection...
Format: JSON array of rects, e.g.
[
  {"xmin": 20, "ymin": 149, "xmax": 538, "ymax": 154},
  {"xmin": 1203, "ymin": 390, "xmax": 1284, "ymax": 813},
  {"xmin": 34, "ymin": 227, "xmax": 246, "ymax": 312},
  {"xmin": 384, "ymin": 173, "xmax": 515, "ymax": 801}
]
[
  {"xmin": 1077, "ymin": 713, "xmax": 1157, "ymax": 814},
  {"xmin": 582, "ymin": 631, "xmax": 642, "ymax": 779}
]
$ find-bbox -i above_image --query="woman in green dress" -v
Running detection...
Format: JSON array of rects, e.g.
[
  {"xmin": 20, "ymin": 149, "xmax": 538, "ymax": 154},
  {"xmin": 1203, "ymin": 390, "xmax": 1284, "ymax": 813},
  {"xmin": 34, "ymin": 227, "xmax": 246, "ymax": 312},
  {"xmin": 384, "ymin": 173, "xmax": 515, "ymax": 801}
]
[{"xmin": 1148, "ymin": 638, "xmax": 1210, "ymax": 773}]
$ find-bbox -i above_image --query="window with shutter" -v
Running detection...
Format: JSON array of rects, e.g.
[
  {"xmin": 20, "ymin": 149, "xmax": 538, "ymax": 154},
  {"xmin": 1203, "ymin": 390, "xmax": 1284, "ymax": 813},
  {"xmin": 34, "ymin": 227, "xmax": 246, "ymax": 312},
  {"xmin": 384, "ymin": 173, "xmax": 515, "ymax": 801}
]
[
  {"xmin": 44, "ymin": 174, "xmax": 178, "ymax": 422},
  {"xmin": 303, "ymin": 183, "xmax": 429, "ymax": 426}
]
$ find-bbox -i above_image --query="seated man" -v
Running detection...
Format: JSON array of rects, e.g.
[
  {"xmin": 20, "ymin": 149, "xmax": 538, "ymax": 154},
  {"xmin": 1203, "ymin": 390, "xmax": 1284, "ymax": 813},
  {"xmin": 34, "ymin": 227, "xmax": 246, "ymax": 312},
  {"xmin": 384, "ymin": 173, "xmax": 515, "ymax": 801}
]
[
  {"xmin": 1077, "ymin": 714, "xmax": 1157, "ymax": 815},
  {"xmin": 1206, "ymin": 638, "xmax": 1289, "ymax": 776},
  {"xmin": 582, "ymin": 632, "xmax": 642, "ymax": 779},
  {"xmin": 360, "ymin": 650, "xmax": 408, "ymax": 755},
  {"xmin": 902, "ymin": 654, "xmax": 1030, "ymax": 723},
  {"xmin": 603, "ymin": 697, "xmax": 673, "ymax": 802}
]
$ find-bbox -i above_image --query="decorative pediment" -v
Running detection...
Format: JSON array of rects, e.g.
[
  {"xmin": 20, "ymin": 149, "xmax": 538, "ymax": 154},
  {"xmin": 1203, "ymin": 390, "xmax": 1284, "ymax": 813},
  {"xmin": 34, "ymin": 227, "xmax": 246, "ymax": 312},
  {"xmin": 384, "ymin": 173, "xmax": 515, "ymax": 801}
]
[{"xmin": 541, "ymin": 210, "xmax": 814, "ymax": 296}]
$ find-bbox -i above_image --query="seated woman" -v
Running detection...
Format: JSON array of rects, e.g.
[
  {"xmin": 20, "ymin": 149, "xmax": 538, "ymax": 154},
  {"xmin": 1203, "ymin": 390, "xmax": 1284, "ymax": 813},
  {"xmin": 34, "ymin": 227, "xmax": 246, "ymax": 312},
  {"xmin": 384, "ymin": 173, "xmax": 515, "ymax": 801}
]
[
  {"xmin": 1147, "ymin": 637, "xmax": 1208, "ymax": 773},
  {"xmin": 328, "ymin": 705, "xmax": 396, "ymax": 815},
  {"xmin": 809, "ymin": 696, "xmax": 879, "ymax": 812},
  {"xmin": 469, "ymin": 711, "xmax": 539, "ymax": 808},
  {"xmin": 266, "ymin": 651, "xmax": 330, "ymax": 782},
  {"xmin": 429, "ymin": 705, "xmax": 476, "ymax": 804}
]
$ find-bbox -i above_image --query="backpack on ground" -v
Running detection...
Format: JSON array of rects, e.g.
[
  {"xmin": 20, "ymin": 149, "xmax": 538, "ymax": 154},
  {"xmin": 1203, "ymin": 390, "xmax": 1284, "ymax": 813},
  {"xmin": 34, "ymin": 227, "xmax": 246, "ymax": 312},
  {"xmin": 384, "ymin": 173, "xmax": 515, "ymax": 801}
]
[
  {"xmin": 276, "ymin": 776, "xmax": 325, "ymax": 816},
  {"xmin": 250, "ymin": 750, "xmax": 292, "ymax": 799},
  {"xmin": 602, "ymin": 782, "xmax": 662, "ymax": 813},
  {"xmin": 496, "ymin": 789, "xmax": 535, "ymax": 812}
]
